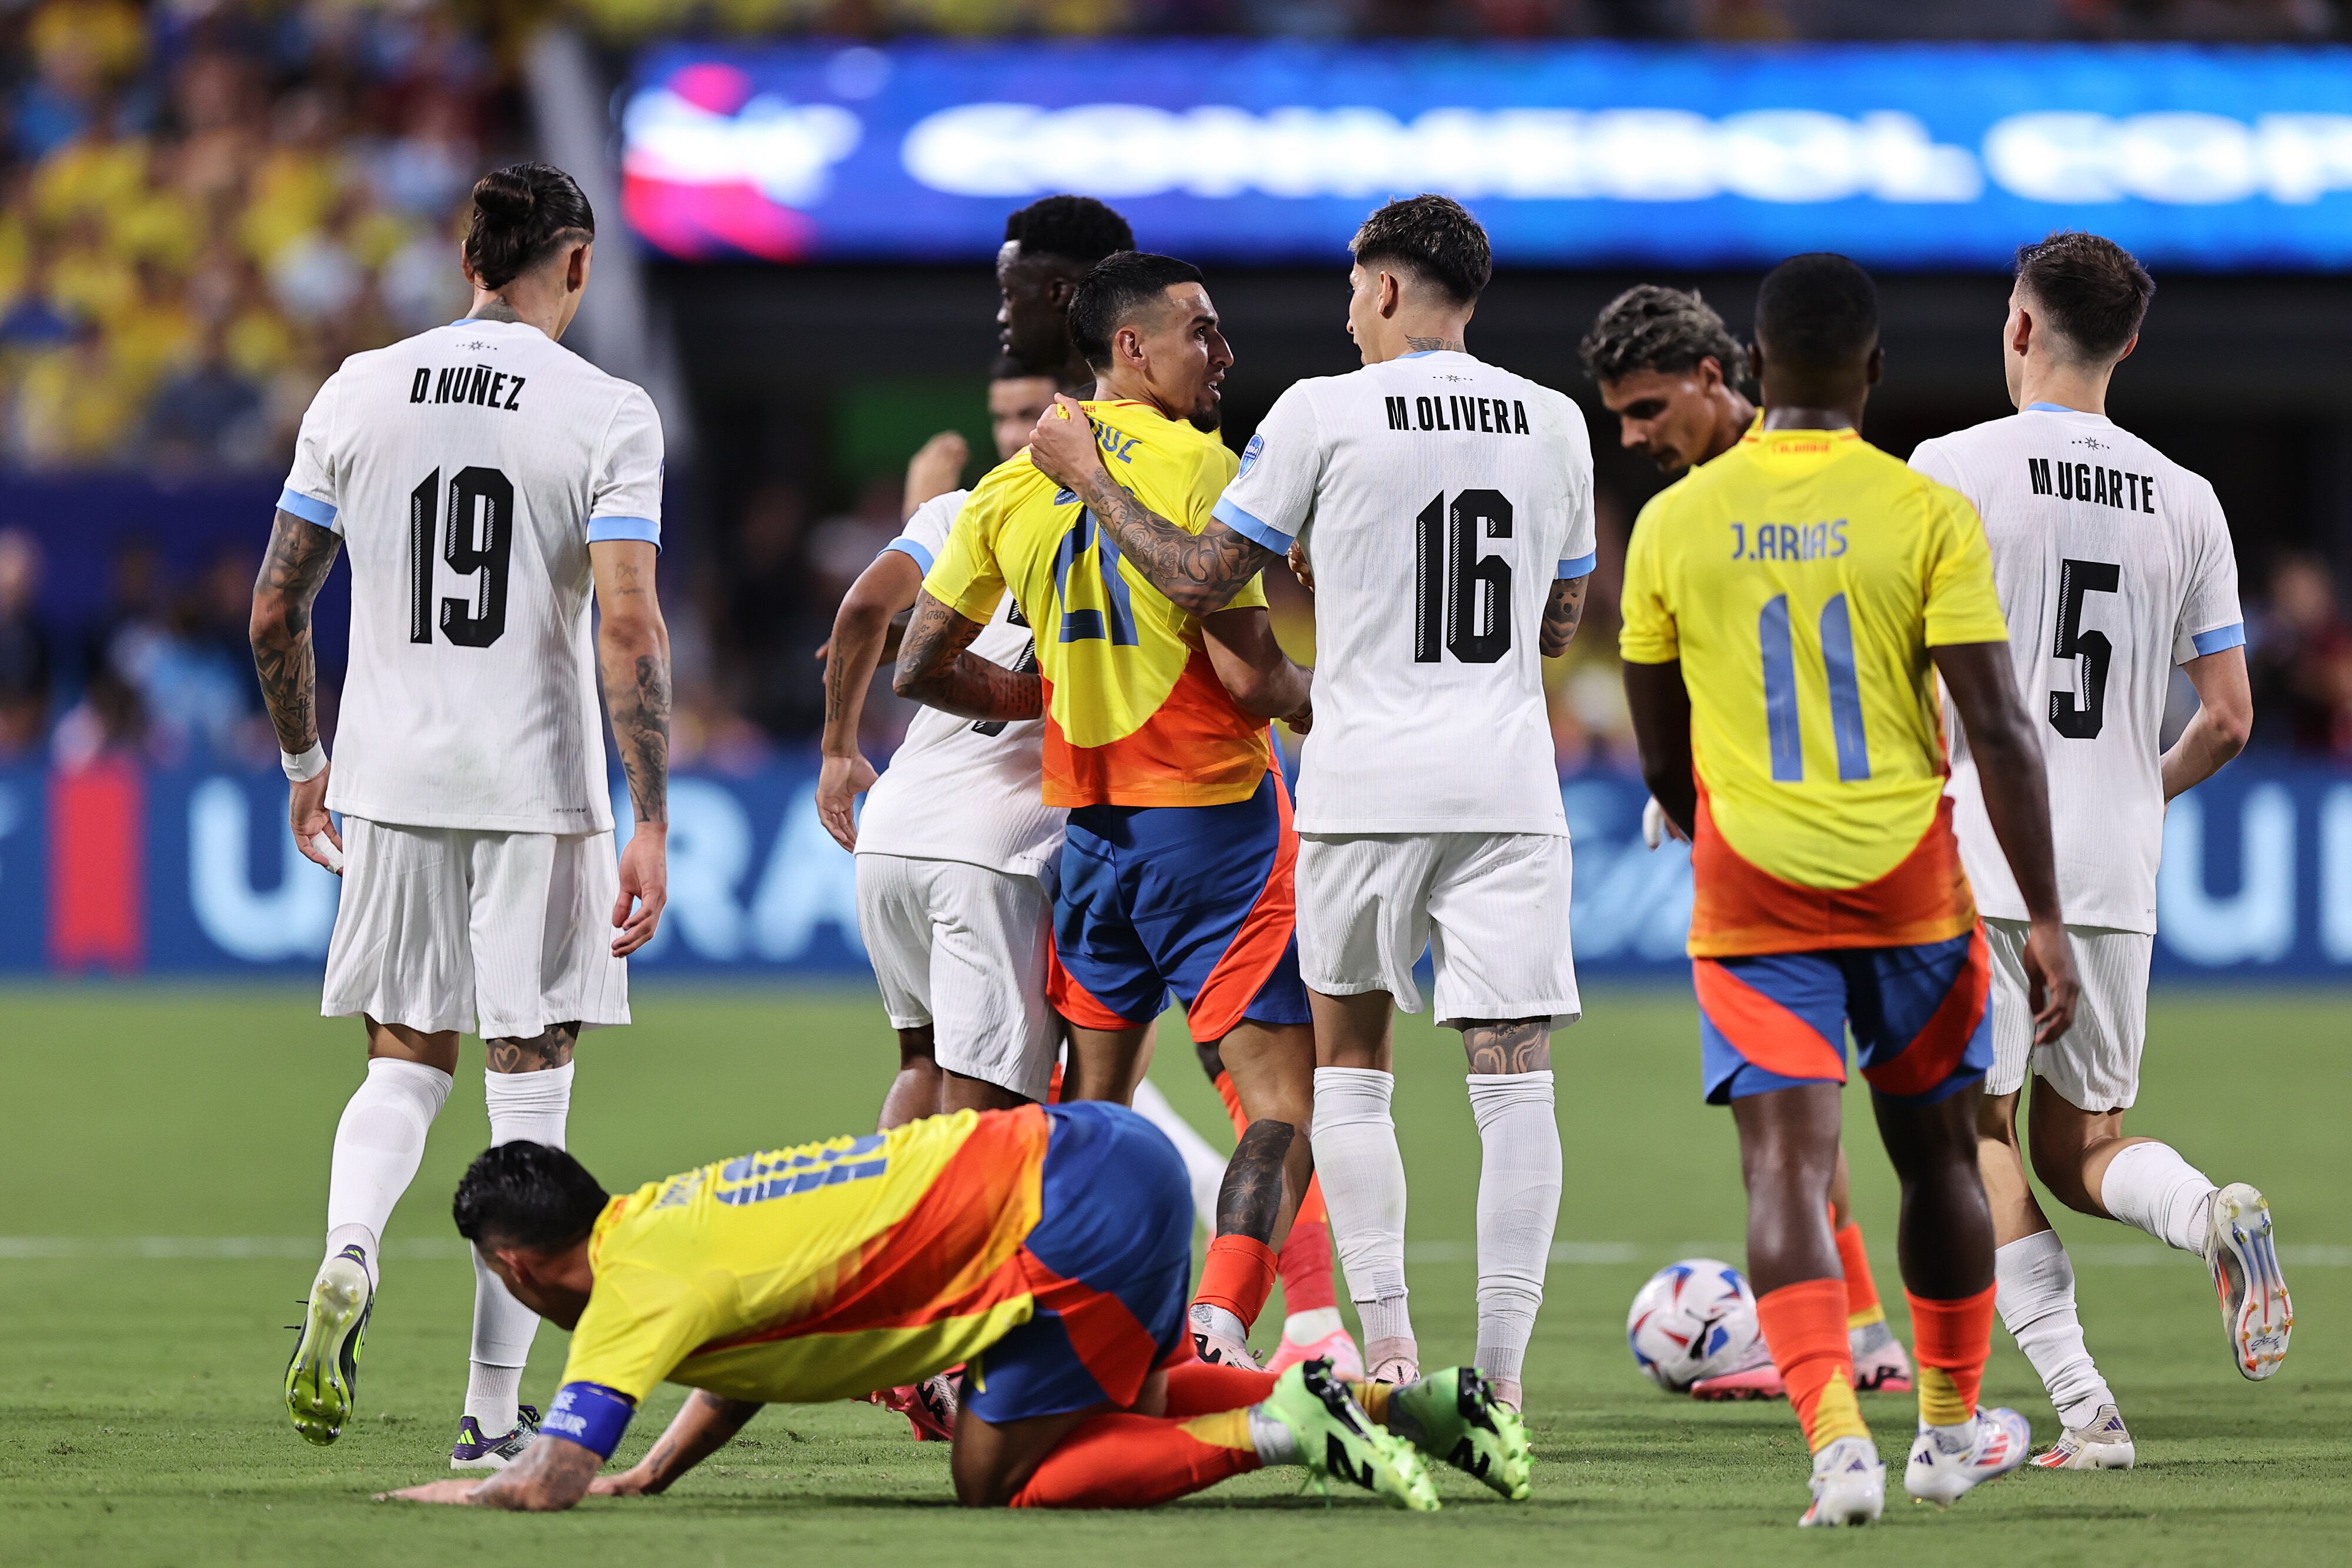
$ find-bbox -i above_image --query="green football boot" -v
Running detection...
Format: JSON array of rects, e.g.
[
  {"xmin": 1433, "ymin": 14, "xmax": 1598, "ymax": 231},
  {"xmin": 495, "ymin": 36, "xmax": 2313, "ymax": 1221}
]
[
  {"xmin": 1384, "ymin": 1367, "xmax": 1532, "ymax": 1501},
  {"xmin": 285, "ymin": 1245, "xmax": 372, "ymax": 1445},
  {"xmin": 1260, "ymin": 1359, "xmax": 1440, "ymax": 1512}
]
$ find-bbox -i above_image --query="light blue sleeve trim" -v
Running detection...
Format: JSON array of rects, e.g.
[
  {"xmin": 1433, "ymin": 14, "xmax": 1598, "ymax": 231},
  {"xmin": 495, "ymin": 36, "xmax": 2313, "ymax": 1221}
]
[
  {"xmin": 882, "ymin": 536, "xmax": 935, "ymax": 574},
  {"xmin": 2190, "ymin": 622, "xmax": 2247, "ymax": 657},
  {"xmin": 278, "ymin": 487, "xmax": 336, "ymax": 527},
  {"xmin": 1212, "ymin": 495, "xmax": 1295, "ymax": 551},
  {"xmin": 1556, "ymin": 551, "xmax": 1596, "ymax": 580},
  {"xmin": 587, "ymin": 516, "xmax": 662, "ymax": 548}
]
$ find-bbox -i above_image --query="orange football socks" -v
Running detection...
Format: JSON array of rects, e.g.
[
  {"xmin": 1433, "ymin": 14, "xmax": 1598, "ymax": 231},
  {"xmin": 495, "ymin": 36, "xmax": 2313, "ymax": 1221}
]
[
  {"xmin": 1008, "ymin": 1412, "xmax": 1259, "ymax": 1508},
  {"xmin": 1213, "ymin": 1069, "xmax": 1339, "ymax": 1318},
  {"xmin": 1835, "ymin": 1220, "xmax": 1887, "ymax": 1332},
  {"xmin": 1160, "ymin": 1354, "xmax": 1279, "ymax": 1415},
  {"xmin": 1756, "ymin": 1278, "xmax": 1869, "ymax": 1451},
  {"xmin": 1905, "ymin": 1285, "xmax": 1996, "ymax": 1427},
  {"xmin": 1195, "ymin": 1234, "xmax": 1279, "ymax": 1329}
]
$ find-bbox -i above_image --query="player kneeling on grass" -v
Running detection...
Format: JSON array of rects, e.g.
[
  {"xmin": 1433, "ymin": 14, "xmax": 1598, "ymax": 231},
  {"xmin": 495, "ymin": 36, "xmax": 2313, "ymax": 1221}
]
[{"xmin": 382, "ymin": 1102, "xmax": 1527, "ymax": 1513}]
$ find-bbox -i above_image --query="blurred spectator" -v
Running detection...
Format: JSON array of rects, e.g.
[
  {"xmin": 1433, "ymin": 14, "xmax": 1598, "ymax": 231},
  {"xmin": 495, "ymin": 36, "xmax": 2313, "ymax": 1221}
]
[
  {"xmin": 145, "ymin": 318, "xmax": 266, "ymax": 468},
  {"xmin": 0, "ymin": 528, "xmax": 50, "ymax": 755},
  {"xmin": 2247, "ymin": 553, "xmax": 2352, "ymax": 754}
]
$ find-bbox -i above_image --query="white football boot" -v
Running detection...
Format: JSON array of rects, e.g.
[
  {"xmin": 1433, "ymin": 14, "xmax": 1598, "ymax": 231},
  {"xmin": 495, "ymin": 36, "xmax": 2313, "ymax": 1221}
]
[
  {"xmin": 1905, "ymin": 1407, "xmax": 2030, "ymax": 1506},
  {"xmin": 1188, "ymin": 1302, "xmax": 1262, "ymax": 1369},
  {"xmin": 1799, "ymin": 1436, "xmax": 1885, "ymax": 1527},
  {"xmin": 2206, "ymin": 1182, "xmax": 2293, "ymax": 1380},
  {"xmin": 2031, "ymin": 1404, "xmax": 2136, "ymax": 1470}
]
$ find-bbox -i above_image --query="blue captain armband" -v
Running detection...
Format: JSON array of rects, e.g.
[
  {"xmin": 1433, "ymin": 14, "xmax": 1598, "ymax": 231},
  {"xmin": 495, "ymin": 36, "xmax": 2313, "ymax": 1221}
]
[{"xmin": 543, "ymin": 1381, "xmax": 636, "ymax": 1459}]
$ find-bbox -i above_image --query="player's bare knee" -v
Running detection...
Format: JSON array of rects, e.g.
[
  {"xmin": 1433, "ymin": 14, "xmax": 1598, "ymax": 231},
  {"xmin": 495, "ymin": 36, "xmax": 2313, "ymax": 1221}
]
[
  {"xmin": 1459, "ymin": 1017, "xmax": 1551, "ymax": 1075},
  {"xmin": 486, "ymin": 1023, "xmax": 578, "ymax": 1074}
]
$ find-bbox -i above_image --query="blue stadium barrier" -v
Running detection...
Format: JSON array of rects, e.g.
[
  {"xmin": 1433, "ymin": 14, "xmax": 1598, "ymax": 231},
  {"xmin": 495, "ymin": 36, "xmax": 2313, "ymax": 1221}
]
[{"xmin": 1, "ymin": 758, "xmax": 2345, "ymax": 981}]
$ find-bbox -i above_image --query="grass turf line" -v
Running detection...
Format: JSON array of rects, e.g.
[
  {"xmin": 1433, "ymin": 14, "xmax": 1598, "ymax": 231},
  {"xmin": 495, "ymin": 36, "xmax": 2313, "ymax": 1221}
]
[{"xmin": 0, "ymin": 984, "xmax": 2344, "ymax": 1565}]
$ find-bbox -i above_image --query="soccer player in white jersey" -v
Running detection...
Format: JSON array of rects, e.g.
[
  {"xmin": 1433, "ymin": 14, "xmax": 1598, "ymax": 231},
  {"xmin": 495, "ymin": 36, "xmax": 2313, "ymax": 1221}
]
[
  {"xmin": 1028, "ymin": 195, "xmax": 1591, "ymax": 1409},
  {"xmin": 818, "ymin": 358, "xmax": 1067, "ymax": 1122},
  {"xmin": 1909, "ymin": 231, "xmax": 2287, "ymax": 1469},
  {"xmin": 252, "ymin": 163, "xmax": 672, "ymax": 1469}
]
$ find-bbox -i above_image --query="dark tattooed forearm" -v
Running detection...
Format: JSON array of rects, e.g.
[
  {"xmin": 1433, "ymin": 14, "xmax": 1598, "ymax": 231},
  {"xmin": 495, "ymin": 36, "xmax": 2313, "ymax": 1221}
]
[
  {"xmin": 249, "ymin": 509, "xmax": 342, "ymax": 752},
  {"xmin": 616, "ymin": 652, "xmax": 671, "ymax": 825},
  {"xmin": 893, "ymin": 593, "xmax": 1042, "ymax": 720},
  {"xmin": 1215, "ymin": 1119, "xmax": 1297, "ymax": 1243},
  {"xmin": 1461, "ymin": 1018, "xmax": 1553, "ymax": 1075},
  {"xmin": 485, "ymin": 1023, "xmax": 578, "ymax": 1074},
  {"xmin": 1541, "ymin": 575, "xmax": 1588, "ymax": 658},
  {"xmin": 1404, "ymin": 335, "xmax": 1466, "ymax": 354},
  {"xmin": 1073, "ymin": 470, "xmax": 1275, "ymax": 617}
]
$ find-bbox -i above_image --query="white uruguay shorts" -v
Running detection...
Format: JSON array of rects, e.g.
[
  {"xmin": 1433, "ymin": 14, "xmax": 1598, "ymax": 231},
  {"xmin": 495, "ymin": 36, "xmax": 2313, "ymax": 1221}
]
[
  {"xmin": 1298, "ymin": 831, "xmax": 1581, "ymax": 1029},
  {"xmin": 1984, "ymin": 915, "xmax": 2153, "ymax": 1111},
  {"xmin": 322, "ymin": 817, "xmax": 630, "ymax": 1039},
  {"xmin": 854, "ymin": 852, "xmax": 1058, "ymax": 1102}
]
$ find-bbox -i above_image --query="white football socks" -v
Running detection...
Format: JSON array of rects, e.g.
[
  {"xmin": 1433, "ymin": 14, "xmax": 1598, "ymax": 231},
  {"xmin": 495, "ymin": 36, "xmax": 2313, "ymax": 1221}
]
[
  {"xmin": 1129, "ymin": 1075, "xmax": 1228, "ymax": 1235},
  {"xmin": 1466, "ymin": 1071, "xmax": 1561, "ymax": 1390},
  {"xmin": 324, "ymin": 1057, "xmax": 454, "ymax": 1289},
  {"xmin": 467, "ymin": 1062, "xmax": 576, "ymax": 1432},
  {"xmin": 1996, "ymin": 1229, "xmax": 2117, "ymax": 1429},
  {"xmin": 1312, "ymin": 1066, "xmax": 1414, "ymax": 1358},
  {"xmin": 2100, "ymin": 1141, "xmax": 2217, "ymax": 1259}
]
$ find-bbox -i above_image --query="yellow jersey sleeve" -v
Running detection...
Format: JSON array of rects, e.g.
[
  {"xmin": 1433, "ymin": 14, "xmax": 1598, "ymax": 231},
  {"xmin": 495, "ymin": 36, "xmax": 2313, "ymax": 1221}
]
[
  {"xmin": 924, "ymin": 469, "xmax": 1013, "ymax": 624},
  {"xmin": 558, "ymin": 1259, "xmax": 723, "ymax": 1405},
  {"xmin": 1616, "ymin": 501, "xmax": 1679, "ymax": 665},
  {"xmin": 1920, "ymin": 484, "xmax": 2009, "ymax": 648}
]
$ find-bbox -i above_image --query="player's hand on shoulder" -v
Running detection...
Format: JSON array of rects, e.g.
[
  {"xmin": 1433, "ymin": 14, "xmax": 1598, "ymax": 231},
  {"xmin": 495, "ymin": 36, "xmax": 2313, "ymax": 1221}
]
[
  {"xmin": 816, "ymin": 751, "xmax": 877, "ymax": 852},
  {"xmin": 1025, "ymin": 394, "xmax": 1098, "ymax": 491},
  {"xmin": 903, "ymin": 429, "xmax": 970, "ymax": 516},
  {"xmin": 612, "ymin": 825, "xmax": 669, "ymax": 958},
  {"xmin": 289, "ymin": 768, "xmax": 343, "ymax": 875},
  {"xmin": 1287, "ymin": 541, "xmax": 1314, "ymax": 593}
]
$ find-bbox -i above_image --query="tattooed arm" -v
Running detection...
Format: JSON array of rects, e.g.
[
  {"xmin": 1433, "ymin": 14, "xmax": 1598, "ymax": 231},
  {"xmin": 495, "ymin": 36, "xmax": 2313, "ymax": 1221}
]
[
  {"xmin": 893, "ymin": 590, "xmax": 1041, "ymax": 721},
  {"xmin": 1541, "ymin": 573, "xmax": 1590, "ymax": 658},
  {"xmin": 591, "ymin": 539, "xmax": 671, "ymax": 957},
  {"xmin": 249, "ymin": 508, "xmax": 345, "ymax": 872},
  {"xmin": 1025, "ymin": 395, "xmax": 1275, "ymax": 617},
  {"xmin": 383, "ymin": 1432, "xmax": 603, "ymax": 1510},
  {"xmin": 817, "ymin": 549, "xmax": 925, "ymax": 851},
  {"xmin": 1460, "ymin": 1018, "xmax": 1553, "ymax": 1075},
  {"xmin": 590, "ymin": 1390, "xmax": 764, "ymax": 1497}
]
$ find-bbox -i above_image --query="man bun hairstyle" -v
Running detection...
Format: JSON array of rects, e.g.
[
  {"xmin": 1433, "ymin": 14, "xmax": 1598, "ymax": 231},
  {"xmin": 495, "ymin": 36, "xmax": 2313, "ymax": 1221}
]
[
  {"xmin": 452, "ymin": 1141, "xmax": 610, "ymax": 1253},
  {"xmin": 2014, "ymin": 230, "xmax": 2154, "ymax": 363},
  {"xmin": 1754, "ymin": 252, "xmax": 1879, "ymax": 376},
  {"xmin": 1579, "ymin": 284, "xmax": 1753, "ymax": 392},
  {"xmin": 463, "ymin": 161, "xmax": 596, "ymax": 292},
  {"xmin": 1003, "ymin": 195, "xmax": 1135, "ymax": 269},
  {"xmin": 1068, "ymin": 251, "xmax": 1207, "ymax": 371},
  {"xmin": 1350, "ymin": 193, "xmax": 1492, "ymax": 308}
]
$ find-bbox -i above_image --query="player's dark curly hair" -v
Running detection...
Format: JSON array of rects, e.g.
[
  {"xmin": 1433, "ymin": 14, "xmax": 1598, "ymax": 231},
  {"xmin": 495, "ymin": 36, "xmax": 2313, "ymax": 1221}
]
[
  {"xmin": 1003, "ymin": 195, "xmax": 1135, "ymax": 270},
  {"xmin": 453, "ymin": 1141, "xmax": 610, "ymax": 1253},
  {"xmin": 1351, "ymin": 194, "xmax": 1492, "ymax": 307},
  {"xmin": 1579, "ymin": 285, "xmax": 1753, "ymax": 393},
  {"xmin": 463, "ymin": 162, "xmax": 596, "ymax": 291},
  {"xmin": 1068, "ymin": 251, "xmax": 1206, "ymax": 370},
  {"xmin": 2014, "ymin": 230, "xmax": 2154, "ymax": 363},
  {"xmin": 1754, "ymin": 252, "xmax": 1878, "ymax": 375}
]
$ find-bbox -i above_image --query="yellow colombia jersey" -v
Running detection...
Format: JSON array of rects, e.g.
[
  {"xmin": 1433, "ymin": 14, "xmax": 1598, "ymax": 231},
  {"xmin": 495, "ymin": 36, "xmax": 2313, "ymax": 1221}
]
[
  {"xmin": 924, "ymin": 399, "xmax": 1271, "ymax": 808},
  {"xmin": 1618, "ymin": 426, "xmax": 2010, "ymax": 957},
  {"xmin": 556, "ymin": 1107, "xmax": 1053, "ymax": 1410}
]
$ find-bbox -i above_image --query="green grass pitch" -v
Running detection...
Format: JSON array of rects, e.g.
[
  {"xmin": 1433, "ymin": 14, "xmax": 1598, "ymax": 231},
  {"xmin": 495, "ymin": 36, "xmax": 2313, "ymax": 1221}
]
[{"xmin": 0, "ymin": 983, "xmax": 2344, "ymax": 1565}]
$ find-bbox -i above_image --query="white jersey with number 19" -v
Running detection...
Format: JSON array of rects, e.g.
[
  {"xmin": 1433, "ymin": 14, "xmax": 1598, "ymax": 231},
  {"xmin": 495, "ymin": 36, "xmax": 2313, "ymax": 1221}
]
[
  {"xmin": 280, "ymin": 317, "xmax": 664, "ymax": 835},
  {"xmin": 1211, "ymin": 349, "xmax": 1597, "ymax": 835},
  {"xmin": 1910, "ymin": 405, "xmax": 2243, "ymax": 934}
]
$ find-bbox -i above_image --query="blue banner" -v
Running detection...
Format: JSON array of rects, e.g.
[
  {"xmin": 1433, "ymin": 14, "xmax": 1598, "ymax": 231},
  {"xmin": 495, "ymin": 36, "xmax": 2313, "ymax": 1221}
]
[
  {"xmin": 619, "ymin": 41, "xmax": 2352, "ymax": 272},
  {"xmin": 2, "ymin": 759, "xmax": 2346, "ymax": 981}
]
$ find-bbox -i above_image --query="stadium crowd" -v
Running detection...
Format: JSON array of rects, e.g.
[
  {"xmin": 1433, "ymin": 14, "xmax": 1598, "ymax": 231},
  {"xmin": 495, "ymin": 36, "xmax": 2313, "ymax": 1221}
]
[{"xmin": 0, "ymin": 0, "xmax": 522, "ymax": 472}]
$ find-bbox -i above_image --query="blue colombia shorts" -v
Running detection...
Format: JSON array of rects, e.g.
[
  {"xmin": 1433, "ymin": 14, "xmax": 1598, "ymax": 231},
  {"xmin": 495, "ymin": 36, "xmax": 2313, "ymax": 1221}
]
[
  {"xmin": 1047, "ymin": 768, "xmax": 1312, "ymax": 1042},
  {"xmin": 962, "ymin": 1101, "xmax": 1194, "ymax": 1425},
  {"xmin": 1695, "ymin": 926, "xmax": 1993, "ymax": 1106}
]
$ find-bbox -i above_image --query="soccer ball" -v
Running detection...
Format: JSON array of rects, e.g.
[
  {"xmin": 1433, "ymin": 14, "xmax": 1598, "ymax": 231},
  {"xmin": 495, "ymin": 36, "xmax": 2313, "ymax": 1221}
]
[{"xmin": 1625, "ymin": 1258, "xmax": 1761, "ymax": 1392}]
